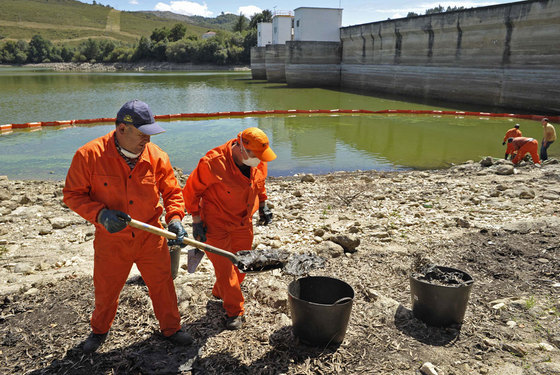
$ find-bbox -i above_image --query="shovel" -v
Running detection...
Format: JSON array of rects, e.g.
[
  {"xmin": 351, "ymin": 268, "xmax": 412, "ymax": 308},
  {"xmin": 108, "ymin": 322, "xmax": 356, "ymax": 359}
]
[{"xmin": 127, "ymin": 218, "xmax": 287, "ymax": 273}]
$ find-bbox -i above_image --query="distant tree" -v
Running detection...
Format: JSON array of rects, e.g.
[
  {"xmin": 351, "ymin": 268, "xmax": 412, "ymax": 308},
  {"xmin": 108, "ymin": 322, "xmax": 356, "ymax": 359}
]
[
  {"xmin": 169, "ymin": 23, "xmax": 187, "ymax": 42},
  {"xmin": 0, "ymin": 40, "xmax": 28, "ymax": 64},
  {"xmin": 406, "ymin": 12, "xmax": 419, "ymax": 17},
  {"xmin": 60, "ymin": 45, "xmax": 74, "ymax": 62},
  {"xmin": 152, "ymin": 41, "xmax": 168, "ymax": 61},
  {"xmin": 249, "ymin": 10, "xmax": 273, "ymax": 29},
  {"xmin": 132, "ymin": 36, "xmax": 153, "ymax": 61},
  {"xmin": 233, "ymin": 13, "xmax": 248, "ymax": 32},
  {"xmin": 28, "ymin": 35, "xmax": 53, "ymax": 63},
  {"xmin": 425, "ymin": 5, "xmax": 444, "ymax": 15},
  {"xmin": 81, "ymin": 38, "xmax": 100, "ymax": 62},
  {"xmin": 151, "ymin": 27, "xmax": 170, "ymax": 43},
  {"xmin": 241, "ymin": 29, "xmax": 256, "ymax": 62}
]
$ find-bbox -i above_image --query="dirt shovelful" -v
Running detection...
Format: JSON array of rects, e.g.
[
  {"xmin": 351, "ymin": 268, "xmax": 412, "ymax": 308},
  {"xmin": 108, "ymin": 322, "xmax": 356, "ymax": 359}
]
[
  {"xmin": 1, "ymin": 157, "xmax": 560, "ymax": 374},
  {"xmin": 412, "ymin": 264, "xmax": 473, "ymax": 287}
]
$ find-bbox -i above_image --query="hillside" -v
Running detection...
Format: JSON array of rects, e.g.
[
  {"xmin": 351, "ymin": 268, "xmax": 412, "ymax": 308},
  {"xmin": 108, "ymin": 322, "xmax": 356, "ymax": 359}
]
[{"xmin": 0, "ymin": 0, "xmax": 214, "ymax": 45}]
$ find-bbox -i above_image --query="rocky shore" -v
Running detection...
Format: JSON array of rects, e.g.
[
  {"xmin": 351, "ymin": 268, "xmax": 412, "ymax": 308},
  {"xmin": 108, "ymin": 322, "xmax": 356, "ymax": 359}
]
[
  {"xmin": 20, "ymin": 62, "xmax": 250, "ymax": 72},
  {"xmin": 1, "ymin": 158, "xmax": 559, "ymax": 374}
]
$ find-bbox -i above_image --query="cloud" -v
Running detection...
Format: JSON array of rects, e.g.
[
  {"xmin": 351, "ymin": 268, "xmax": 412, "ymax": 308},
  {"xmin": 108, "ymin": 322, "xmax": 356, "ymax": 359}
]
[
  {"xmin": 154, "ymin": 1, "xmax": 213, "ymax": 17},
  {"xmin": 129, "ymin": 0, "xmax": 138, "ymax": 4},
  {"xmin": 236, "ymin": 5, "xmax": 262, "ymax": 17}
]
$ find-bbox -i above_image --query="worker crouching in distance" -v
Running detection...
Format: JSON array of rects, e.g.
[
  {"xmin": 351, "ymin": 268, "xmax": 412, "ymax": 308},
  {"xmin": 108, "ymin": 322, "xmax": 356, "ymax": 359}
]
[
  {"xmin": 63, "ymin": 100, "xmax": 193, "ymax": 354},
  {"xmin": 183, "ymin": 127, "xmax": 276, "ymax": 330},
  {"xmin": 507, "ymin": 137, "xmax": 541, "ymax": 165},
  {"xmin": 503, "ymin": 124, "xmax": 522, "ymax": 160}
]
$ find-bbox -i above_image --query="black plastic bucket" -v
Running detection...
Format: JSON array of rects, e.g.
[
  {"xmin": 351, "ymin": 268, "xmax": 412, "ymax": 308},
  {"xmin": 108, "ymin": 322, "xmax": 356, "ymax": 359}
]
[
  {"xmin": 410, "ymin": 266, "xmax": 474, "ymax": 327},
  {"xmin": 288, "ymin": 276, "xmax": 354, "ymax": 346}
]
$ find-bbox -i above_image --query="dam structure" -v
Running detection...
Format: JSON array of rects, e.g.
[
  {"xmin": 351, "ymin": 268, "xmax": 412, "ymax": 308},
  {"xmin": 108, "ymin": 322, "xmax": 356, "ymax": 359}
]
[{"xmin": 251, "ymin": 1, "xmax": 560, "ymax": 114}]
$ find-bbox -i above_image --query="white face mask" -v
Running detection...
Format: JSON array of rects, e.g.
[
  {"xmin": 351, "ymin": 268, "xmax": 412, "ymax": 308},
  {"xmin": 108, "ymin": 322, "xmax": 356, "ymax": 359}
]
[
  {"xmin": 120, "ymin": 148, "xmax": 141, "ymax": 158},
  {"xmin": 240, "ymin": 135, "xmax": 261, "ymax": 167}
]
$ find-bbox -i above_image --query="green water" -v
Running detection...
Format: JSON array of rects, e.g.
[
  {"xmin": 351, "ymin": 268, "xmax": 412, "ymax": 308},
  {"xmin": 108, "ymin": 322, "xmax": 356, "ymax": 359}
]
[{"xmin": 0, "ymin": 67, "xmax": 550, "ymax": 179}]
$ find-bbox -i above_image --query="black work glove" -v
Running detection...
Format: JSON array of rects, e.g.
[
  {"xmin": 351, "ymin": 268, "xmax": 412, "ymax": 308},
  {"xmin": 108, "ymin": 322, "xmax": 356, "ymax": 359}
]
[
  {"xmin": 98, "ymin": 209, "xmax": 130, "ymax": 233},
  {"xmin": 167, "ymin": 220, "xmax": 187, "ymax": 248},
  {"xmin": 502, "ymin": 142, "xmax": 506, "ymax": 146},
  {"xmin": 193, "ymin": 222, "xmax": 207, "ymax": 242},
  {"xmin": 259, "ymin": 205, "xmax": 273, "ymax": 225}
]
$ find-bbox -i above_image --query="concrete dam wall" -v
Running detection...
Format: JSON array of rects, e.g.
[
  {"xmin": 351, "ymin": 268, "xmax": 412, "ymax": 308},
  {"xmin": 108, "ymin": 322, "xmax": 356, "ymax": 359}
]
[{"xmin": 252, "ymin": 0, "xmax": 560, "ymax": 114}]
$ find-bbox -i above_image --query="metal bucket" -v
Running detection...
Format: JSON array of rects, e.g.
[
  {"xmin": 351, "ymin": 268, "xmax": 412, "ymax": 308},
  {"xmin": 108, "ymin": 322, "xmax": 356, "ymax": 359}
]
[
  {"xmin": 288, "ymin": 276, "xmax": 354, "ymax": 346},
  {"xmin": 410, "ymin": 266, "xmax": 474, "ymax": 326}
]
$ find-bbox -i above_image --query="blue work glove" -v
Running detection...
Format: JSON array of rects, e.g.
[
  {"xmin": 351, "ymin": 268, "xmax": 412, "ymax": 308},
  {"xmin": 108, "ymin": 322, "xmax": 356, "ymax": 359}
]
[
  {"xmin": 259, "ymin": 204, "xmax": 273, "ymax": 225},
  {"xmin": 193, "ymin": 222, "xmax": 207, "ymax": 242},
  {"xmin": 167, "ymin": 220, "xmax": 187, "ymax": 248},
  {"xmin": 98, "ymin": 209, "xmax": 130, "ymax": 233}
]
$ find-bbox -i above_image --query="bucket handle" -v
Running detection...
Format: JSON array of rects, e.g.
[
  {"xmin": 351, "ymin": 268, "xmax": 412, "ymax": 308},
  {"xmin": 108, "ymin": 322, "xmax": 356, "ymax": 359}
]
[{"xmin": 334, "ymin": 297, "xmax": 353, "ymax": 305}]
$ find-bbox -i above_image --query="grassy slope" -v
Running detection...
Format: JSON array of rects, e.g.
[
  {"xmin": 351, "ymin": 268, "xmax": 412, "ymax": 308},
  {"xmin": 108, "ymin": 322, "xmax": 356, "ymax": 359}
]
[{"xmin": 0, "ymin": 0, "xmax": 212, "ymax": 44}]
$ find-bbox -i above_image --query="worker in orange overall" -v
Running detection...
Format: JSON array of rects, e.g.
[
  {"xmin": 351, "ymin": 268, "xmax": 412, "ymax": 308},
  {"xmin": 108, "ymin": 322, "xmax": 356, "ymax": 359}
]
[
  {"xmin": 63, "ymin": 100, "xmax": 193, "ymax": 354},
  {"xmin": 507, "ymin": 137, "xmax": 541, "ymax": 165},
  {"xmin": 183, "ymin": 127, "xmax": 276, "ymax": 330},
  {"xmin": 503, "ymin": 124, "xmax": 522, "ymax": 159}
]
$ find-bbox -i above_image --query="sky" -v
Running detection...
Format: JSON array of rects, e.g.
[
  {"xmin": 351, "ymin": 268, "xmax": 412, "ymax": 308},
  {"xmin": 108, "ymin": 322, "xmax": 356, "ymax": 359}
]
[{"xmin": 81, "ymin": 0, "xmax": 517, "ymax": 26}]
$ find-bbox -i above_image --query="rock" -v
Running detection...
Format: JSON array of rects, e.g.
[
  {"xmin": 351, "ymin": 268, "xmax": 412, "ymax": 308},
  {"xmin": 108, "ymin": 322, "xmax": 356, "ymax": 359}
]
[
  {"xmin": 315, "ymin": 241, "xmax": 344, "ymax": 258},
  {"xmin": 49, "ymin": 216, "xmax": 78, "ymax": 229},
  {"xmin": 506, "ymin": 320, "xmax": 517, "ymax": 328},
  {"xmin": 253, "ymin": 279, "xmax": 288, "ymax": 309},
  {"xmin": 455, "ymin": 217, "xmax": 470, "ymax": 228},
  {"xmin": 325, "ymin": 234, "xmax": 360, "ymax": 253},
  {"xmin": 535, "ymin": 362, "xmax": 560, "ymax": 375},
  {"xmin": 300, "ymin": 174, "xmax": 315, "ymax": 183},
  {"xmin": 0, "ymin": 189, "xmax": 11, "ymax": 201},
  {"xmin": 517, "ymin": 188, "xmax": 535, "ymax": 199},
  {"xmin": 496, "ymin": 165, "xmax": 514, "ymax": 175},
  {"xmin": 480, "ymin": 157, "xmax": 493, "ymax": 167},
  {"xmin": 13, "ymin": 263, "xmax": 34, "ymax": 275},
  {"xmin": 38, "ymin": 226, "xmax": 53, "ymax": 235},
  {"xmin": 293, "ymin": 191, "xmax": 302, "ymax": 197},
  {"xmin": 276, "ymin": 313, "xmax": 291, "ymax": 327},
  {"xmin": 313, "ymin": 228, "xmax": 325, "ymax": 237},
  {"xmin": 492, "ymin": 302, "xmax": 506, "ymax": 310},
  {"xmin": 419, "ymin": 362, "xmax": 439, "ymax": 375},
  {"xmin": 502, "ymin": 342, "xmax": 527, "ymax": 356}
]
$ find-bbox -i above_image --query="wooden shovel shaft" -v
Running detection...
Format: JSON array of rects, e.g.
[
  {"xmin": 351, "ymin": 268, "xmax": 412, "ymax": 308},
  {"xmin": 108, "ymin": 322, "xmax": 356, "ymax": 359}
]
[{"xmin": 127, "ymin": 218, "xmax": 240, "ymax": 266}]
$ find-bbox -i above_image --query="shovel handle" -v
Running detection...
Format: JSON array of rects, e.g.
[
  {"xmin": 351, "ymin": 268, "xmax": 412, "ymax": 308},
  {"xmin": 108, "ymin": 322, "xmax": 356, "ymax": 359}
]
[{"xmin": 127, "ymin": 218, "xmax": 240, "ymax": 266}]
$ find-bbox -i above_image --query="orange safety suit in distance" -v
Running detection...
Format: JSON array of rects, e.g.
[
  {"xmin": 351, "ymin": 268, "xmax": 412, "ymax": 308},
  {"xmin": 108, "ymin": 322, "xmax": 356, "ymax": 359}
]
[
  {"xmin": 503, "ymin": 128, "xmax": 522, "ymax": 143},
  {"xmin": 63, "ymin": 131, "xmax": 185, "ymax": 337},
  {"xmin": 183, "ymin": 138, "xmax": 267, "ymax": 317},
  {"xmin": 509, "ymin": 137, "xmax": 541, "ymax": 165}
]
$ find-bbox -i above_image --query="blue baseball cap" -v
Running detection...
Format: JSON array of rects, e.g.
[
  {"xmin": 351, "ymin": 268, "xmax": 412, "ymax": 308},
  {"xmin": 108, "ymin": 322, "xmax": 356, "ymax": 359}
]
[{"xmin": 116, "ymin": 99, "xmax": 165, "ymax": 135}]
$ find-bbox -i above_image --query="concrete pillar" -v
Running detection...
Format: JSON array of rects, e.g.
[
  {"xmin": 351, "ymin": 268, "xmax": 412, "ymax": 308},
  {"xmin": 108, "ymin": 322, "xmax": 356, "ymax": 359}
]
[
  {"xmin": 285, "ymin": 41, "xmax": 341, "ymax": 87},
  {"xmin": 265, "ymin": 44, "xmax": 287, "ymax": 83},
  {"xmin": 250, "ymin": 47, "xmax": 267, "ymax": 80}
]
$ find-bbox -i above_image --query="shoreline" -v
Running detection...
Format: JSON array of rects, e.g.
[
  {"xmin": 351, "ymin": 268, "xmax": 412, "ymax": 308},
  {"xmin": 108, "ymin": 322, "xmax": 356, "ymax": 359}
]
[{"xmin": 11, "ymin": 62, "xmax": 251, "ymax": 72}]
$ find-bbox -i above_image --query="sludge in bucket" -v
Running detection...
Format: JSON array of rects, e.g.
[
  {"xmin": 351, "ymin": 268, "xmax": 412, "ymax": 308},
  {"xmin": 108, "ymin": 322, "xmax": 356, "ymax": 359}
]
[
  {"xmin": 288, "ymin": 276, "xmax": 354, "ymax": 346},
  {"xmin": 410, "ymin": 266, "xmax": 474, "ymax": 327}
]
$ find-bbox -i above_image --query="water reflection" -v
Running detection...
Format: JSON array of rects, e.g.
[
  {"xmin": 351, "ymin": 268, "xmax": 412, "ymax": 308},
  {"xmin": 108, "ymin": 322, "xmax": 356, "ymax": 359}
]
[{"xmin": 0, "ymin": 69, "xmax": 552, "ymax": 180}]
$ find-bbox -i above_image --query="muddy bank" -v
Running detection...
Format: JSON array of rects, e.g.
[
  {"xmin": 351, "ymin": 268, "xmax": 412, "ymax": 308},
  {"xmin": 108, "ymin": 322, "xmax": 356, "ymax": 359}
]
[
  {"xmin": 1, "ymin": 158, "xmax": 559, "ymax": 374},
  {"xmin": 18, "ymin": 62, "xmax": 250, "ymax": 72}
]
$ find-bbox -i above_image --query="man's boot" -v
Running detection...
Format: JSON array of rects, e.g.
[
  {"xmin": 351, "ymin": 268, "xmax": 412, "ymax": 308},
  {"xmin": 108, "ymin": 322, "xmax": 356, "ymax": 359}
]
[{"xmin": 83, "ymin": 332, "xmax": 108, "ymax": 354}]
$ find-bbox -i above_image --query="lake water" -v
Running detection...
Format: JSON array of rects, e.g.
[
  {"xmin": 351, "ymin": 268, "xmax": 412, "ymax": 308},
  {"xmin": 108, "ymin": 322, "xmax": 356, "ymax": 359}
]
[{"xmin": 0, "ymin": 67, "xmax": 550, "ymax": 180}]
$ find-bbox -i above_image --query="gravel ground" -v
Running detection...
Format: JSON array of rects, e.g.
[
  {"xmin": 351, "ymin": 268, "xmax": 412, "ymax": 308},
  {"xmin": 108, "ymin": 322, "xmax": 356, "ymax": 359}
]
[{"xmin": 1, "ymin": 157, "xmax": 559, "ymax": 374}]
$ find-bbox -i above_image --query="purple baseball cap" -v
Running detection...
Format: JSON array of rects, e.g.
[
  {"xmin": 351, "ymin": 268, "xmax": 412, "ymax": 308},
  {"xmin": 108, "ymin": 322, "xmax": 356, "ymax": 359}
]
[{"xmin": 116, "ymin": 99, "xmax": 165, "ymax": 135}]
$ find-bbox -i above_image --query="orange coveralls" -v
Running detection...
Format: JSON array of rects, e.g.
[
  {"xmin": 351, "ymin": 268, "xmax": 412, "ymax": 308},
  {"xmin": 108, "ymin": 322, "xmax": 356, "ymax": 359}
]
[
  {"xmin": 503, "ymin": 128, "xmax": 522, "ymax": 143},
  {"xmin": 63, "ymin": 131, "xmax": 185, "ymax": 336},
  {"xmin": 509, "ymin": 137, "xmax": 541, "ymax": 165},
  {"xmin": 183, "ymin": 139, "xmax": 267, "ymax": 318}
]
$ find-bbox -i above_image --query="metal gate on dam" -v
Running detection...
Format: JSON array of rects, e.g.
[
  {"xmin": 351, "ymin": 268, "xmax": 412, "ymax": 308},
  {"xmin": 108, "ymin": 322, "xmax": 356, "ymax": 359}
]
[{"xmin": 251, "ymin": 0, "xmax": 560, "ymax": 114}]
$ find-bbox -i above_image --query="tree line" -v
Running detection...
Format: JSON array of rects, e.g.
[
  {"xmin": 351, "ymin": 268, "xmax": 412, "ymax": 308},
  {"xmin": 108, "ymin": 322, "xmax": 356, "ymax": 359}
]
[{"xmin": 0, "ymin": 11, "xmax": 273, "ymax": 65}]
